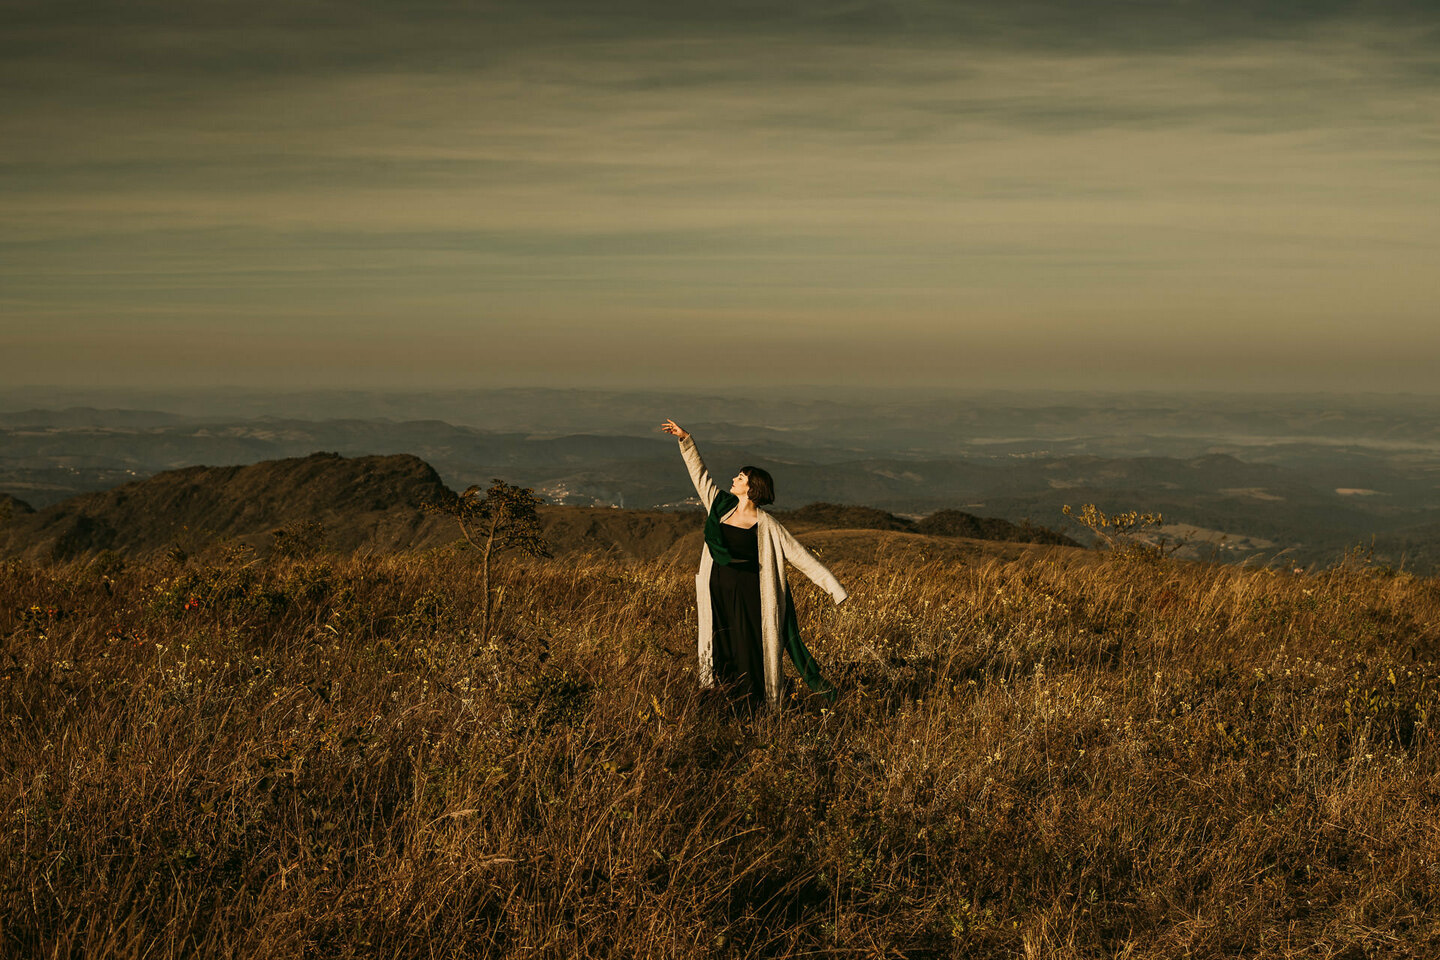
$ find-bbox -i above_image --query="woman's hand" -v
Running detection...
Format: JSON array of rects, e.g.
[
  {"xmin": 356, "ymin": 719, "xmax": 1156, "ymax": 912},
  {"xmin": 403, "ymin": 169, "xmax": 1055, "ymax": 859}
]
[{"xmin": 660, "ymin": 419, "xmax": 690, "ymax": 441}]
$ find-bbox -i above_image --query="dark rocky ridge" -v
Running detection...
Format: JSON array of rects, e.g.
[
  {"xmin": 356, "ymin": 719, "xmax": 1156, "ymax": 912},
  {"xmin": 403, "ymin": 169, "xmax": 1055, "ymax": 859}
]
[
  {"xmin": 0, "ymin": 452, "xmax": 1079, "ymax": 563},
  {"xmin": 0, "ymin": 452, "xmax": 458, "ymax": 561},
  {"xmin": 775, "ymin": 502, "xmax": 1078, "ymax": 547}
]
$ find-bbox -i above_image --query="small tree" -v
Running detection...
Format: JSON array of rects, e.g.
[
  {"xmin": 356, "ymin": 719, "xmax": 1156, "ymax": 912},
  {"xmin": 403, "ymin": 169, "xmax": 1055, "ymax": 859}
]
[
  {"xmin": 432, "ymin": 479, "xmax": 549, "ymax": 640},
  {"xmin": 1063, "ymin": 503, "xmax": 1181, "ymax": 562}
]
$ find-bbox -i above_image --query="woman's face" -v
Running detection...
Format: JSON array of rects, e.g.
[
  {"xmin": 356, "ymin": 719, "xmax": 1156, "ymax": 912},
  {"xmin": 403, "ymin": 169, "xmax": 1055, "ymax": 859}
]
[{"xmin": 730, "ymin": 470, "xmax": 750, "ymax": 498}]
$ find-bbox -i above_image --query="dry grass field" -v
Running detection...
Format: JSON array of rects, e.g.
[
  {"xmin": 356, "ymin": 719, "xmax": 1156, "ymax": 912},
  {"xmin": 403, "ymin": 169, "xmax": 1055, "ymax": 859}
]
[{"xmin": 3, "ymin": 534, "xmax": 1438, "ymax": 958}]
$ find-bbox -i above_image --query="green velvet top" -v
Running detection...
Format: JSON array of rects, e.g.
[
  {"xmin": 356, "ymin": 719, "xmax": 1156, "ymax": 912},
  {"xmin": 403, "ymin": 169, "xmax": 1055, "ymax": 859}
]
[{"xmin": 704, "ymin": 490, "xmax": 742, "ymax": 565}]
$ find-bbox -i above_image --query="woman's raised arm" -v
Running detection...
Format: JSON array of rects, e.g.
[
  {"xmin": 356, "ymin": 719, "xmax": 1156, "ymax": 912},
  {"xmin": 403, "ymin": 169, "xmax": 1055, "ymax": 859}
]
[{"xmin": 661, "ymin": 419, "xmax": 720, "ymax": 510}]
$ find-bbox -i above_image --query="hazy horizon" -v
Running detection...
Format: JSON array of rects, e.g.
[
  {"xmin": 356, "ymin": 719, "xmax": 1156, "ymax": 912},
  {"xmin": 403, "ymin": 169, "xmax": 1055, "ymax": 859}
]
[
  {"xmin": 4, "ymin": 1, "xmax": 1439, "ymax": 391},
  {"xmin": 6, "ymin": 383, "xmax": 1440, "ymax": 411},
  {"xmin": 5, "ymin": 383, "xmax": 1440, "ymax": 571}
]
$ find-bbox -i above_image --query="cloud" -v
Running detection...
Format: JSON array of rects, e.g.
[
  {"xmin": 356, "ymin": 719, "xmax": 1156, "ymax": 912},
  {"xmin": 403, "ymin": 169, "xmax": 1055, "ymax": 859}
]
[{"xmin": 2, "ymin": 1, "xmax": 1439, "ymax": 389}]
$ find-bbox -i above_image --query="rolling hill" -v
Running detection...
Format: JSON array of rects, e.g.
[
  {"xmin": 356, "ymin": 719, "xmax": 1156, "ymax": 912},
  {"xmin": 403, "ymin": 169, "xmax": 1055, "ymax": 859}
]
[{"xmin": 0, "ymin": 453, "xmax": 1078, "ymax": 564}]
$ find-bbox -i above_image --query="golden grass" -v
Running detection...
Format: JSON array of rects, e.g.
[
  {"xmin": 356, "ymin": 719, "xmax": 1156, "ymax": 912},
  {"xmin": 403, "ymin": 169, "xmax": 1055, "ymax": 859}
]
[{"xmin": 2, "ymin": 542, "xmax": 1438, "ymax": 958}]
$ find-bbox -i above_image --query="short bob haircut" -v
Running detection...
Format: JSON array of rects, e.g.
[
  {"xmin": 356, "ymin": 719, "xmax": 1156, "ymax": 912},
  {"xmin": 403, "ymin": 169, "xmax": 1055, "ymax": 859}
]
[{"xmin": 740, "ymin": 465, "xmax": 775, "ymax": 506}]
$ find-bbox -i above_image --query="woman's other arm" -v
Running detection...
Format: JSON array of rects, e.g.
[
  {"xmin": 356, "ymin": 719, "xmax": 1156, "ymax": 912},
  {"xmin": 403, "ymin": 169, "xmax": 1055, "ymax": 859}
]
[
  {"xmin": 777, "ymin": 525, "xmax": 848, "ymax": 605},
  {"xmin": 661, "ymin": 419, "xmax": 720, "ymax": 510}
]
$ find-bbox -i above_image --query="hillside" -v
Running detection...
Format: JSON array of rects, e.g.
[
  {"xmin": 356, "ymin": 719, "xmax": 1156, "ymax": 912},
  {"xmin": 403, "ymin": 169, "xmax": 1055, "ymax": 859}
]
[
  {"xmin": 776, "ymin": 502, "xmax": 1078, "ymax": 547},
  {"xmin": 2, "ymin": 533, "xmax": 1436, "ymax": 956},
  {"xmin": 0, "ymin": 453, "xmax": 1080, "ymax": 564},
  {"xmin": 545, "ymin": 503, "xmax": 1079, "ymax": 565},
  {"xmin": 0, "ymin": 492, "xmax": 32, "ymax": 520},
  {"xmin": 0, "ymin": 452, "xmax": 459, "ymax": 561}
]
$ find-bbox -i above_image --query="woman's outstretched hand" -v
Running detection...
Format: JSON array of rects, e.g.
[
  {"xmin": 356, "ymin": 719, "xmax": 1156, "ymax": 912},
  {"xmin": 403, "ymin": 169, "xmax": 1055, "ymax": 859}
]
[{"xmin": 660, "ymin": 419, "xmax": 690, "ymax": 441}]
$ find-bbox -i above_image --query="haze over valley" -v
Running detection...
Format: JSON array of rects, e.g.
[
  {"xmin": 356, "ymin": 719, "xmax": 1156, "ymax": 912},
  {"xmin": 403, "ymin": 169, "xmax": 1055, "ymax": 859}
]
[{"xmin": 3, "ymin": 387, "xmax": 1437, "ymax": 571}]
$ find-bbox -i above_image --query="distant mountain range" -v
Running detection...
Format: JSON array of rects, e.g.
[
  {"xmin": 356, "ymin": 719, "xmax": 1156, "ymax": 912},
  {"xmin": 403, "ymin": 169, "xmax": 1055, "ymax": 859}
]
[
  {"xmin": 2, "ymin": 392, "xmax": 1438, "ymax": 571},
  {"xmin": 0, "ymin": 452, "xmax": 1076, "ymax": 564}
]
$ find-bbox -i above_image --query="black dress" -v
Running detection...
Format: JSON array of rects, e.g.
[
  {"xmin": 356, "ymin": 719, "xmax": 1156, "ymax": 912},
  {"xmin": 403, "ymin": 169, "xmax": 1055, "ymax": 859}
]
[{"xmin": 709, "ymin": 521, "xmax": 765, "ymax": 705}]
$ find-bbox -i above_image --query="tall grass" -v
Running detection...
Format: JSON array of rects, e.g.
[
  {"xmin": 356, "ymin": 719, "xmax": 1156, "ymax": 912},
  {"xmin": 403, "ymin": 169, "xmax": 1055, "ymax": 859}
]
[{"xmin": 2, "ymin": 542, "xmax": 1438, "ymax": 957}]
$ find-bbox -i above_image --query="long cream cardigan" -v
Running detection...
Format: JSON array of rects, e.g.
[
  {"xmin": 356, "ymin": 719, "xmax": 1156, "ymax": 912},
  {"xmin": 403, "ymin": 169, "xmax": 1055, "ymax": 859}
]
[{"xmin": 678, "ymin": 435, "xmax": 848, "ymax": 707}]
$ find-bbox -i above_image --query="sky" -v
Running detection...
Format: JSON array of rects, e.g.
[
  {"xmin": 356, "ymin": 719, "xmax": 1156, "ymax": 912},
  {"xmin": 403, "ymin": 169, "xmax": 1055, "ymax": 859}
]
[{"xmin": 3, "ymin": 0, "xmax": 1438, "ymax": 392}]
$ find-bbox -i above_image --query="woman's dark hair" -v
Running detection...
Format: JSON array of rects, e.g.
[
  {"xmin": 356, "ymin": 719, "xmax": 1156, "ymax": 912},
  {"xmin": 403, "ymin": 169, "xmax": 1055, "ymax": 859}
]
[{"xmin": 740, "ymin": 465, "xmax": 775, "ymax": 506}]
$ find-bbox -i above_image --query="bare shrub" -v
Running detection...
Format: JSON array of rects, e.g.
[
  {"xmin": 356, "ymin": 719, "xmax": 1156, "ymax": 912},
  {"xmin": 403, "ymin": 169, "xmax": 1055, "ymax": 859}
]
[
  {"xmin": 1063, "ymin": 502, "xmax": 1184, "ymax": 562},
  {"xmin": 270, "ymin": 519, "xmax": 328, "ymax": 561},
  {"xmin": 426, "ymin": 478, "xmax": 549, "ymax": 642}
]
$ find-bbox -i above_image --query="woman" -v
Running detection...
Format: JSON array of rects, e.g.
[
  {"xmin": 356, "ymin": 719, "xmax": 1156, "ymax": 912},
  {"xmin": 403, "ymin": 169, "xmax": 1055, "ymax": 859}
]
[{"xmin": 661, "ymin": 419, "xmax": 847, "ymax": 709}]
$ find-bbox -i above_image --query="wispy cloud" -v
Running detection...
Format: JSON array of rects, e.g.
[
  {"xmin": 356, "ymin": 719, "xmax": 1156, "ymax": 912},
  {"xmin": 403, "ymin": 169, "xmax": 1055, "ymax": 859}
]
[{"xmin": 2, "ymin": 2, "xmax": 1438, "ymax": 389}]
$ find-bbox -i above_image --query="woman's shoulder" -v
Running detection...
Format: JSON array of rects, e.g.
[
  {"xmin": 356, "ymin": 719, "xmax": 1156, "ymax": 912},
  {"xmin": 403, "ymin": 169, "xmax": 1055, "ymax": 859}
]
[{"xmin": 756, "ymin": 510, "xmax": 787, "ymax": 534}]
